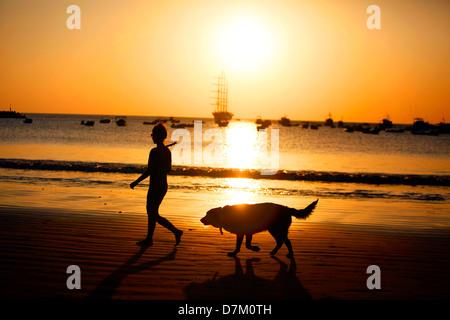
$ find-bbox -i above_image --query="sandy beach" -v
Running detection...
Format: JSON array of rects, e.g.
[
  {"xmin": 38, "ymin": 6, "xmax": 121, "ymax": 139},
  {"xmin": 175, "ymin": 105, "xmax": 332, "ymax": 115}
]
[{"xmin": 1, "ymin": 178, "xmax": 449, "ymax": 301}]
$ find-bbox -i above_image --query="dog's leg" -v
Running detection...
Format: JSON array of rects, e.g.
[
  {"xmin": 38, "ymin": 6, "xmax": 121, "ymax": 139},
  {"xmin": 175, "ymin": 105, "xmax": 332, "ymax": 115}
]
[
  {"xmin": 228, "ymin": 235, "xmax": 243, "ymax": 257},
  {"xmin": 270, "ymin": 239, "xmax": 283, "ymax": 256},
  {"xmin": 269, "ymin": 234, "xmax": 283, "ymax": 256},
  {"xmin": 268, "ymin": 229, "xmax": 283, "ymax": 256},
  {"xmin": 284, "ymin": 236, "xmax": 294, "ymax": 259},
  {"xmin": 245, "ymin": 235, "xmax": 260, "ymax": 252}
]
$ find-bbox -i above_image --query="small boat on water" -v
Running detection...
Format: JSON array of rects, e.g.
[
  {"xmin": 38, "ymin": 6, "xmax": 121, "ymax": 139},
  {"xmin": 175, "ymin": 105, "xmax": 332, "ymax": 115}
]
[
  {"xmin": 379, "ymin": 116, "xmax": 393, "ymax": 130},
  {"xmin": 279, "ymin": 116, "xmax": 292, "ymax": 127},
  {"xmin": 0, "ymin": 105, "xmax": 26, "ymax": 119},
  {"xmin": 409, "ymin": 118, "xmax": 440, "ymax": 135},
  {"xmin": 100, "ymin": 118, "xmax": 111, "ymax": 124},
  {"xmin": 116, "ymin": 116, "xmax": 127, "ymax": 126},
  {"xmin": 23, "ymin": 118, "xmax": 33, "ymax": 124},
  {"xmin": 325, "ymin": 113, "xmax": 335, "ymax": 128},
  {"xmin": 256, "ymin": 119, "xmax": 272, "ymax": 130},
  {"xmin": 84, "ymin": 120, "xmax": 95, "ymax": 126}
]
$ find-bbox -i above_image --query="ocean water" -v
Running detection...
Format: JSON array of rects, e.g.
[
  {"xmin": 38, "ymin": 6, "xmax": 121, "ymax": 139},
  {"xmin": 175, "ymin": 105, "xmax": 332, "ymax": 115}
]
[
  {"xmin": 0, "ymin": 113, "xmax": 449, "ymax": 205},
  {"xmin": 1, "ymin": 113, "xmax": 449, "ymax": 173},
  {"xmin": 1, "ymin": 113, "xmax": 449, "ymax": 234}
]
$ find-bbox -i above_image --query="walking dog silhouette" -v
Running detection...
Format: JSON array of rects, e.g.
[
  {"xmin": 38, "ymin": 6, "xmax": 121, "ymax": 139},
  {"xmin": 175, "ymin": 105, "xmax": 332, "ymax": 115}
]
[{"xmin": 201, "ymin": 199, "xmax": 318, "ymax": 258}]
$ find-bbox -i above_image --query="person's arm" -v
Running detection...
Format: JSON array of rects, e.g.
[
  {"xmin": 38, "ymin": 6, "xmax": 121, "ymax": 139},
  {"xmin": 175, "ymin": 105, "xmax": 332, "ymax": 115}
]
[
  {"xmin": 130, "ymin": 168, "xmax": 150, "ymax": 189},
  {"xmin": 167, "ymin": 149, "xmax": 172, "ymax": 174},
  {"xmin": 130, "ymin": 149, "xmax": 153, "ymax": 189}
]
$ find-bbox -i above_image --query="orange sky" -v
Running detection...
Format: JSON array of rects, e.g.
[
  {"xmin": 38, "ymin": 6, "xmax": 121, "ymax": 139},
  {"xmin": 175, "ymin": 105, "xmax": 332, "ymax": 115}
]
[{"xmin": 0, "ymin": 0, "xmax": 448, "ymax": 124}]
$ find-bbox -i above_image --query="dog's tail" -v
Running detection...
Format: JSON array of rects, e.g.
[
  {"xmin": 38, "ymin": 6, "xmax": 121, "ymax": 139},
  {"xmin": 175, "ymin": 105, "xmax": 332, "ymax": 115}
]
[{"xmin": 291, "ymin": 199, "xmax": 318, "ymax": 219}]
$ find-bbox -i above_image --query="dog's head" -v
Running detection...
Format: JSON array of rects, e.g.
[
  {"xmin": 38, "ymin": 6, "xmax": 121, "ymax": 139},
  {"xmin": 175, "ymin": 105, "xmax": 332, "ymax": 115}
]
[{"xmin": 201, "ymin": 207, "xmax": 224, "ymax": 234}]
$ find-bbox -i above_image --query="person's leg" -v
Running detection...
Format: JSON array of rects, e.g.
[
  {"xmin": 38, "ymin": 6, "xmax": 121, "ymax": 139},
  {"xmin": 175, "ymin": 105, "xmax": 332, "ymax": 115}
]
[
  {"xmin": 136, "ymin": 206, "xmax": 156, "ymax": 246},
  {"xmin": 155, "ymin": 215, "xmax": 183, "ymax": 246},
  {"xmin": 142, "ymin": 187, "xmax": 182, "ymax": 245}
]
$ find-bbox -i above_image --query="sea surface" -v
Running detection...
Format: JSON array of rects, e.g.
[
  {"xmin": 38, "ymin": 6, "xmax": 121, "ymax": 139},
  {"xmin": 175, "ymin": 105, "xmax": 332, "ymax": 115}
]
[
  {"xmin": 1, "ymin": 113, "xmax": 449, "ymax": 173},
  {"xmin": 0, "ymin": 113, "xmax": 449, "ymax": 232}
]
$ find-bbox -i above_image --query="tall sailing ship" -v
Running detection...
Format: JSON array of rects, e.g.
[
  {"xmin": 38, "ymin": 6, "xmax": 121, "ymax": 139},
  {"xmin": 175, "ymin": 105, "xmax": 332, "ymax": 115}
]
[{"xmin": 212, "ymin": 71, "xmax": 233, "ymax": 126}]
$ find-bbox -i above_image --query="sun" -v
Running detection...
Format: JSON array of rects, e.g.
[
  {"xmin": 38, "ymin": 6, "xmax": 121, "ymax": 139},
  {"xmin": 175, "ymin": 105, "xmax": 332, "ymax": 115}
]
[{"xmin": 216, "ymin": 14, "xmax": 276, "ymax": 72}]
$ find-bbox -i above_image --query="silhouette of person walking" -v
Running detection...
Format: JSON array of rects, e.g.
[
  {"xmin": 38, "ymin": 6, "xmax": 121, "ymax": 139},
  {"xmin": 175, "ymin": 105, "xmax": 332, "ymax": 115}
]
[{"xmin": 130, "ymin": 122, "xmax": 183, "ymax": 247}]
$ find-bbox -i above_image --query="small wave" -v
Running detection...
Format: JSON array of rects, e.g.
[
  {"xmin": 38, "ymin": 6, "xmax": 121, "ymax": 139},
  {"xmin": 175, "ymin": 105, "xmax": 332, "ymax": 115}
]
[
  {"xmin": 171, "ymin": 185, "xmax": 447, "ymax": 201},
  {"xmin": 0, "ymin": 158, "xmax": 449, "ymax": 187}
]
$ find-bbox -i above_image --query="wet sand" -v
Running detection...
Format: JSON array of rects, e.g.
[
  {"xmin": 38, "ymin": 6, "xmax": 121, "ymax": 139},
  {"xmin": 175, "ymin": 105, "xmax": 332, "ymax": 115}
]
[{"xmin": 1, "ymin": 188, "xmax": 449, "ymax": 300}]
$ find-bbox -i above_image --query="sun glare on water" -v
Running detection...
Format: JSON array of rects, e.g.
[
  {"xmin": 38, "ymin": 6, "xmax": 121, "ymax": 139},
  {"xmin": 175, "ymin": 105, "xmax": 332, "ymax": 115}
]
[
  {"xmin": 222, "ymin": 121, "xmax": 262, "ymax": 170},
  {"xmin": 223, "ymin": 178, "xmax": 261, "ymax": 205}
]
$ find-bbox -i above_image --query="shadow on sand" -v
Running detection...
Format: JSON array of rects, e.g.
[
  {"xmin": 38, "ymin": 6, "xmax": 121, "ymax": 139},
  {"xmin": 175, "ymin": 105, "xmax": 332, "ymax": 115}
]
[
  {"xmin": 88, "ymin": 247, "xmax": 177, "ymax": 299},
  {"xmin": 184, "ymin": 256, "xmax": 311, "ymax": 300}
]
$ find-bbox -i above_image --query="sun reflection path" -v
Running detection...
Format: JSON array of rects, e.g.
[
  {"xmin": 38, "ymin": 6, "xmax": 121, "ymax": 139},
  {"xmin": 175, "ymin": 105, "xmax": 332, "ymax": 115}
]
[
  {"xmin": 222, "ymin": 121, "xmax": 268, "ymax": 170},
  {"xmin": 222, "ymin": 177, "xmax": 263, "ymax": 206}
]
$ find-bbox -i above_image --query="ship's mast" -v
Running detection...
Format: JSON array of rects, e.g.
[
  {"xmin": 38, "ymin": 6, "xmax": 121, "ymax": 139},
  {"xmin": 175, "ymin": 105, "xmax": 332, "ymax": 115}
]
[
  {"xmin": 220, "ymin": 71, "xmax": 225, "ymax": 113},
  {"xmin": 225, "ymin": 81, "xmax": 228, "ymax": 112},
  {"xmin": 211, "ymin": 71, "xmax": 229, "ymax": 114},
  {"xmin": 216, "ymin": 73, "xmax": 221, "ymax": 113},
  {"xmin": 219, "ymin": 72, "xmax": 223, "ymax": 113}
]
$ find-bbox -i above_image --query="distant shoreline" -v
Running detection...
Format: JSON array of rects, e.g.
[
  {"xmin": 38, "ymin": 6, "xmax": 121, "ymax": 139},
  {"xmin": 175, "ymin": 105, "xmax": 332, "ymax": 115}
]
[{"xmin": 6, "ymin": 112, "xmax": 421, "ymax": 127}]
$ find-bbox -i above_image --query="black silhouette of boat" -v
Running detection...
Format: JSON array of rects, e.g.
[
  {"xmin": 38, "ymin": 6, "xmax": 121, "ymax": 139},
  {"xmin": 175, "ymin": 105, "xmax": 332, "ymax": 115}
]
[
  {"xmin": 116, "ymin": 116, "xmax": 127, "ymax": 126},
  {"xmin": 325, "ymin": 113, "xmax": 335, "ymax": 127},
  {"xmin": 279, "ymin": 116, "xmax": 292, "ymax": 127},
  {"xmin": 0, "ymin": 105, "xmax": 26, "ymax": 119},
  {"xmin": 379, "ymin": 116, "xmax": 393, "ymax": 130},
  {"xmin": 257, "ymin": 120, "xmax": 271, "ymax": 130},
  {"xmin": 409, "ymin": 118, "xmax": 440, "ymax": 135}
]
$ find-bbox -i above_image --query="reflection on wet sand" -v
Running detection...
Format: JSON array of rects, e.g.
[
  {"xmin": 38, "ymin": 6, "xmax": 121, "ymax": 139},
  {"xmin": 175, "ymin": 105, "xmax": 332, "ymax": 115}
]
[{"xmin": 184, "ymin": 256, "xmax": 311, "ymax": 300}]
